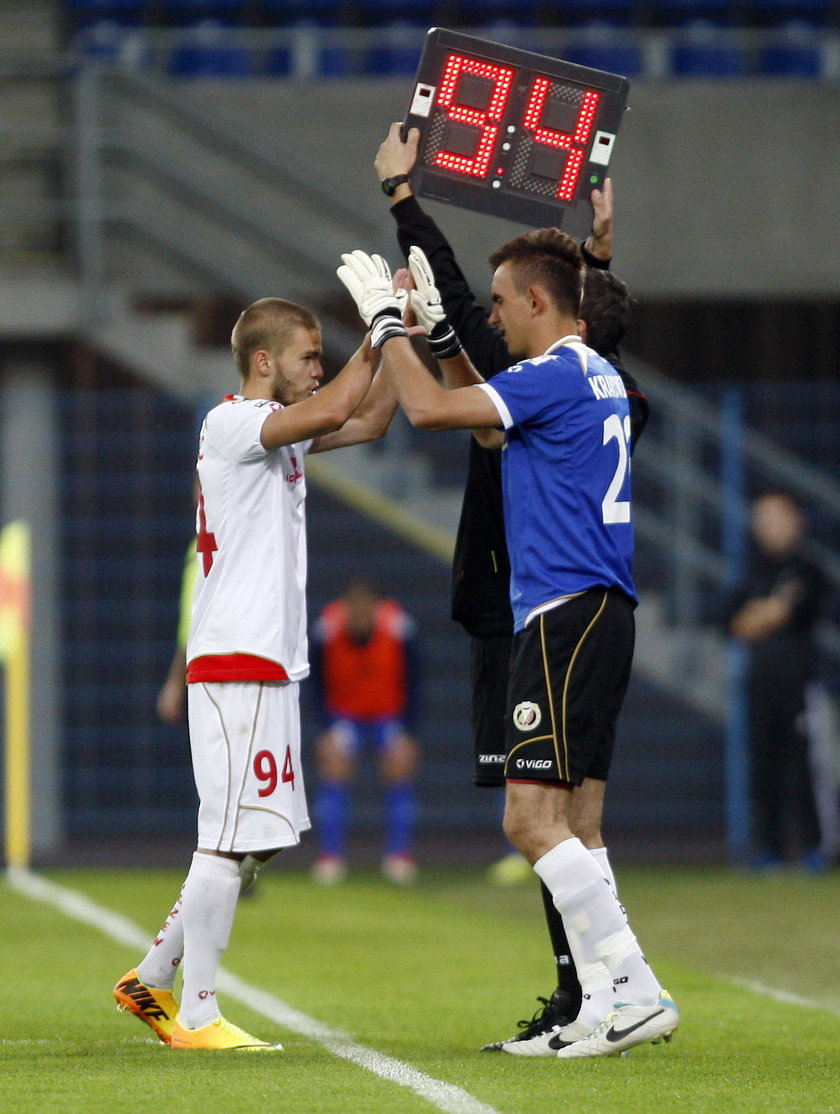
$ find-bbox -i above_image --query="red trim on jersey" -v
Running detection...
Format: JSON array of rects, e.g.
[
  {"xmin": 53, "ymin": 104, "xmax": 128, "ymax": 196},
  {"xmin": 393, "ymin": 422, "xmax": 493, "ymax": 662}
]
[{"xmin": 187, "ymin": 653, "xmax": 290, "ymax": 683}]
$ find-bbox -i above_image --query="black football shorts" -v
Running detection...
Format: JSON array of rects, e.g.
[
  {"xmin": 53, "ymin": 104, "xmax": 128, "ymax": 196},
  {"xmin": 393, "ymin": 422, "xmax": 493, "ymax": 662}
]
[{"xmin": 504, "ymin": 587, "xmax": 634, "ymax": 785}]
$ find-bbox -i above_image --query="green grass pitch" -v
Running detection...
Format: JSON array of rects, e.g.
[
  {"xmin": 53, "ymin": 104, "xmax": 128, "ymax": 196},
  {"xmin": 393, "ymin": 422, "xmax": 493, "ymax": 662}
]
[{"xmin": 1, "ymin": 863, "xmax": 838, "ymax": 1113}]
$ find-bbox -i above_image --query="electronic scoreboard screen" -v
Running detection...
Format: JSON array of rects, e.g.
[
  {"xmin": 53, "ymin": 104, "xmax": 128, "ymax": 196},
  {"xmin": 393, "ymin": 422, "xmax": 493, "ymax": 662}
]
[{"xmin": 403, "ymin": 28, "xmax": 630, "ymax": 236}]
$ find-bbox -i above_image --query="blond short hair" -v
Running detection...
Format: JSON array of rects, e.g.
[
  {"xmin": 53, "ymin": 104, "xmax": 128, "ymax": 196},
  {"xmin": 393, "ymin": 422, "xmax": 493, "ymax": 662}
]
[{"xmin": 231, "ymin": 298, "xmax": 319, "ymax": 380}]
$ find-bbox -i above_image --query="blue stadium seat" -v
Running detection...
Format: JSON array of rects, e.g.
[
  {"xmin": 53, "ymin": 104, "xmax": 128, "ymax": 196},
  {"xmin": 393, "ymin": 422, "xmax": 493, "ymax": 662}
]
[
  {"xmin": 157, "ymin": 0, "xmax": 249, "ymax": 19},
  {"xmin": 355, "ymin": 0, "xmax": 440, "ymax": 14},
  {"xmin": 454, "ymin": 0, "xmax": 541, "ymax": 21},
  {"xmin": 168, "ymin": 19, "xmax": 254, "ymax": 76},
  {"xmin": 260, "ymin": 0, "xmax": 348, "ymax": 24},
  {"xmin": 749, "ymin": 0, "xmax": 832, "ymax": 23},
  {"xmin": 670, "ymin": 20, "xmax": 747, "ymax": 76},
  {"xmin": 64, "ymin": 0, "xmax": 147, "ymax": 26},
  {"xmin": 759, "ymin": 20, "xmax": 822, "ymax": 76},
  {"xmin": 552, "ymin": 0, "xmax": 637, "ymax": 23},
  {"xmin": 649, "ymin": 0, "xmax": 735, "ymax": 21},
  {"xmin": 563, "ymin": 22, "xmax": 644, "ymax": 77}
]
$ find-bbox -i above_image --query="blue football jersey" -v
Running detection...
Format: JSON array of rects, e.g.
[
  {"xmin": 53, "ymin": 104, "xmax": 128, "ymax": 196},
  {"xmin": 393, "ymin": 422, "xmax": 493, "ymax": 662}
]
[{"xmin": 480, "ymin": 337, "xmax": 636, "ymax": 632}]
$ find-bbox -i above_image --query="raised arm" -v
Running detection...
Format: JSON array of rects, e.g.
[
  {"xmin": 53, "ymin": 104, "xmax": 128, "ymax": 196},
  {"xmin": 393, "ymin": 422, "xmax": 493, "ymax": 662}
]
[
  {"xmin": 583, "ymin": 177, "xmax": 614, "ymax": 267},
  {"xmin": 377, "ymin": 122, "xmax": 512, "ymax": 377},
  {"xmin": 259, "ymin": 342, "xmax": 379, "ymax": 449},
  {"xmin": 337, "ymin": 246, "xmax": 502, "ymax": 439},
  {"xmin": 311, "ymin": 364, "xmax": 397, "ymax": 453}
]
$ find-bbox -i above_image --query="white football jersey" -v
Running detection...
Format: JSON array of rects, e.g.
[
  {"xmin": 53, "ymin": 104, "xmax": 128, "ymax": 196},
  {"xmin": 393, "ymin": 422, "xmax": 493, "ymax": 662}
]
[{"xmin": 186, "ymin": 395, "xmax": 312, "ymax": 683}]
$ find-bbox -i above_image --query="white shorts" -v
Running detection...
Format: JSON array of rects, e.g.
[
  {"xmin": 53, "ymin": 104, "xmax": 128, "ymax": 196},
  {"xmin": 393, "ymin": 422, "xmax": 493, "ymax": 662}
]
[{"xmin": 188, "ymin": 680, "xmax": 311, "ymax": 853}]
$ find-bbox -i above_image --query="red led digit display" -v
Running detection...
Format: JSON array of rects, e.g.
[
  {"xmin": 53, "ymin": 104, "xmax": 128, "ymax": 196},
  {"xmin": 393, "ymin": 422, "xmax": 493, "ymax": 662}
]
[
  {"xmin": 522, "ymin": 83, "xmax": 601, "ymax": 201},
  {"xmin": 433, "ymin": 53, "xmax": 515, "ymax": 178},
  {"xmin": 403, "ymin": 28, "xmax": 630, "ymax": 235}
]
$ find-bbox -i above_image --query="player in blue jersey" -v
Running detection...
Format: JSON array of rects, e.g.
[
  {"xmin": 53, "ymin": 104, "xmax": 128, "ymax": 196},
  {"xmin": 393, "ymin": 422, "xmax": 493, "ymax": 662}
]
[{"xmin": 337, "ymin": 229, "xmax": 679, "ymax": 1059}]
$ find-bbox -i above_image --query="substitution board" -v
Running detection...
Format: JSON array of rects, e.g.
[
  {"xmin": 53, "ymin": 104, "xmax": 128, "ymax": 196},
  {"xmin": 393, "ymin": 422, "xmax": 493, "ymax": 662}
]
[{"xmin": 403, "ymin": 28, "xmax": 630, "ymax": 236}]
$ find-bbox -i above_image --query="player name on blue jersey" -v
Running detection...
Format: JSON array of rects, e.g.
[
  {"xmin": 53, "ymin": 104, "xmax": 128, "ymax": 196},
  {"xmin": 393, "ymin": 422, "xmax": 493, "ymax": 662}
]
[{"xmin": 587, "ymin": 373, "xmax": 628, "ymax": 401}]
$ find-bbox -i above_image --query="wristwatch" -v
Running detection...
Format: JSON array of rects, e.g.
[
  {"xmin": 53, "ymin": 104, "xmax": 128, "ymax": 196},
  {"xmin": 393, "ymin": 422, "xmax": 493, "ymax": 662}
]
[{"xmin": 381, "ymin": 174, "xmax": 409, "ymax": 196}]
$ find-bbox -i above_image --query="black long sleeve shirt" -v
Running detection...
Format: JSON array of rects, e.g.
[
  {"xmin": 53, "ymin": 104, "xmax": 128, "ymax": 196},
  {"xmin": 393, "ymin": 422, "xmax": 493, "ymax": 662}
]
[{"xmin": 390, "ymin": 194, "xmax": 649, "ymax": 638}]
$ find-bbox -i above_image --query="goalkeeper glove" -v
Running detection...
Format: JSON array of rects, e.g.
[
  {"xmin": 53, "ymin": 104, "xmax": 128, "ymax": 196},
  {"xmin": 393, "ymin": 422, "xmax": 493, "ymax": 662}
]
[
  {"xmin": 337, "ymin": 250, "xmax": 408, "ymax": 349},
  {"xmin": 407, "ymin": 245, "xmax": 462, "ymax": 360}
]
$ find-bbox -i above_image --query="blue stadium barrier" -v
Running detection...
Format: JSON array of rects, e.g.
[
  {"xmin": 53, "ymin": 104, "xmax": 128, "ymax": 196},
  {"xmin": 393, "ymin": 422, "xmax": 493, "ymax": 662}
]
[
  {"xmin": 365, "ymin": 21, "xmax": 424, "ymax": 75},
  {"xmin": 671, "ymin": 20, "xmax": 747, "ymax": 75},
  {"xmin": 759, "ymin": 20, "xmax": 822, "ymax": 75},
  {"xmin": 563, "ymin": 22, "xmax": 644, "ymax": 77},
  {"xmin": 71, "ymin": 19, "xmax": 152, "ymax": 66},
  {"xmin": 168, "ymin": 18, "xmax": 254, "ymax": 76},
  {"xmin": 264, "ymin": 23, "xmax": 353, "ymax": 78}
]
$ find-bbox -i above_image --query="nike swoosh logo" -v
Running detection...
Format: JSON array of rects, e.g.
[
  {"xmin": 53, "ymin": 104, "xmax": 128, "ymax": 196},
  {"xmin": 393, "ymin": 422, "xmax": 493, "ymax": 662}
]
[
  {"xmin": 605, "ymin": 1008, "xmax": 665, "ymax": 1043},
  {"xmin": 547, "ymin": 1033, "xmax": 569, "ymax": 1050}
]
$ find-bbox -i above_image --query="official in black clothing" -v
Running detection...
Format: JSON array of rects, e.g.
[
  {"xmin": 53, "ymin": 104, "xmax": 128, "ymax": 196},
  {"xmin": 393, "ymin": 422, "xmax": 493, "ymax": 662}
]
[
  {"xmin": 376, "ymin": 122, "xmax": 650, "ymax": 1052},
  {"xmin": 728, "ymin": 491, "xmax": 826, "ymax": 871}
]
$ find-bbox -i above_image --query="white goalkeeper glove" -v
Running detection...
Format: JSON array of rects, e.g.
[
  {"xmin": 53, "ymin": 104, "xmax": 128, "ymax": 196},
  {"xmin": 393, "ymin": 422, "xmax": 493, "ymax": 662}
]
[
  {"xmin": 407, "ymin": 245, "xmax": 462, "ymax": 359},
  {"xmin": 337, "ymin": 250, "xmax": 408, "ymax": 349}
]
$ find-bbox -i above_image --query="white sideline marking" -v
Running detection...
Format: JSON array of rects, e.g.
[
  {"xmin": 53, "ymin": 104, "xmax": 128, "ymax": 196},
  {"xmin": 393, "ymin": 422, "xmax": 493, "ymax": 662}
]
[
  {"xmin": 7, "ymin": 868, "xmax": 502, "ymax": 1114},
  {"xmin": 729, "ymin": 977, "xmax": 840, "ymax": 1017}
]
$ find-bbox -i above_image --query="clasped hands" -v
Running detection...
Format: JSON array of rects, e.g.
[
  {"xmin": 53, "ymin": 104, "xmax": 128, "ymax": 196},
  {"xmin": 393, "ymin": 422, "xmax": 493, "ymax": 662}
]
[{"xmin": 336, "ymin": 246, "xmax": 460, "ymax": 358}]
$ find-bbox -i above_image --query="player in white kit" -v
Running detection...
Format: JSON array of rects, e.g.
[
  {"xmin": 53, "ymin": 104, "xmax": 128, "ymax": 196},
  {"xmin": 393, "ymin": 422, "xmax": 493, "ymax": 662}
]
[{"xmin": 114, "ymin": 296, "xmax": 398, "ymax": 1050}]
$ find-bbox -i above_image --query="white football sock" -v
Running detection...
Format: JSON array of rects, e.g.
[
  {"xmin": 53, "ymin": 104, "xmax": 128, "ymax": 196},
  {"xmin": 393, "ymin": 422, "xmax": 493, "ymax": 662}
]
[
  {"xmin": 178, "ymin": 851, "xmax": 242, "ymax": 1029},
  {"xmin": 534, "ymin": 837, "xmax": 660, "ymax": 1012},
  {"xmin": 136, "ymin": 885, "xmax": 185, "ymax": 991},
  {"xmin": 589, "ymin": 846, "xmax": 617, "ymax": 896},
  {"xmin": 590, "ymin": 845, "xmax": 628, "ymax": 921}
]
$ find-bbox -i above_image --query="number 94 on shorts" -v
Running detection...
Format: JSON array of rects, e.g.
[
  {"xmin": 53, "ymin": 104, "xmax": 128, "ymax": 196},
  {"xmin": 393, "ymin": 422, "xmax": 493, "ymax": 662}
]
[{"xmin": 188, "ymin": 680, "xmax": 311, "ymax": 853}]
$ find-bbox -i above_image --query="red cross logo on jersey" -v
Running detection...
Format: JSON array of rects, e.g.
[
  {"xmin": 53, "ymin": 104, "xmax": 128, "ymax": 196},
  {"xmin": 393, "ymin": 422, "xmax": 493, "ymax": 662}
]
[{"xmin": 196, "ymin": 489, "xmax": 217, "ymax": 575}]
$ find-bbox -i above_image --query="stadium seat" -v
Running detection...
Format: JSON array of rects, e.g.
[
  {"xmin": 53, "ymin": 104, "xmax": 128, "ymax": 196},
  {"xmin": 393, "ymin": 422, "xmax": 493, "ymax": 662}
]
[
  {"xmin": 749, "ymin": 0, "xmax": 832, "ymax": 25},
  {"xmin": 649, "ymin": 0, "xmax": 735, "ymax": 24},
  {"xmin": 549, "ymin": 0, "xmax": 637, "ymax": 24},
  {"xmin": 168, "ymin": 18, "xmax": 254, "ymax": 76},
  {"xmin": 670, "ymin": 20, "xmax": 747, "ymax": 76},
  {"xmin": 260, "ymin": 0, "xmax": 349, "ymax": 25},
  {"xmin": 759, "ymin": 20, "xmax": 822, "ymax": 76},
  {"xmin": 157, "ymin": 0, "xmax": 249, "ymax": 20},
  {"xmin": 454, "ymin": 0, "xmax": 541, "ymax": 22},
  {"xmin": 64, "ymin": 0, "xmax": 147, "ymax": 26},
  {"xmin": 338, "ymin": 0, "xmax": 441, "ymax": 29},
  {"xmin": 563, "ymin": 21, "xmax": 644, "ymax": 77}
]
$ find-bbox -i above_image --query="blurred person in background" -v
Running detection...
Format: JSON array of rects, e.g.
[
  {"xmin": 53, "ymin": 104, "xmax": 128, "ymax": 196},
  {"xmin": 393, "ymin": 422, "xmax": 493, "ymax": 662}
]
[
  {"xmin": 728, "ymin": 491, "xmax": 827, "ymax": 872},
  {"xmin": 374, "ymin": 122, "xmax": 650, "ymax": 1054},
  {"xmin": 309, "ymin": 577, "xmax": 421, "ymax": 884},
  {"xmin": 156, "ymin": 531, "xmax": 198, "ymax": 726}
]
